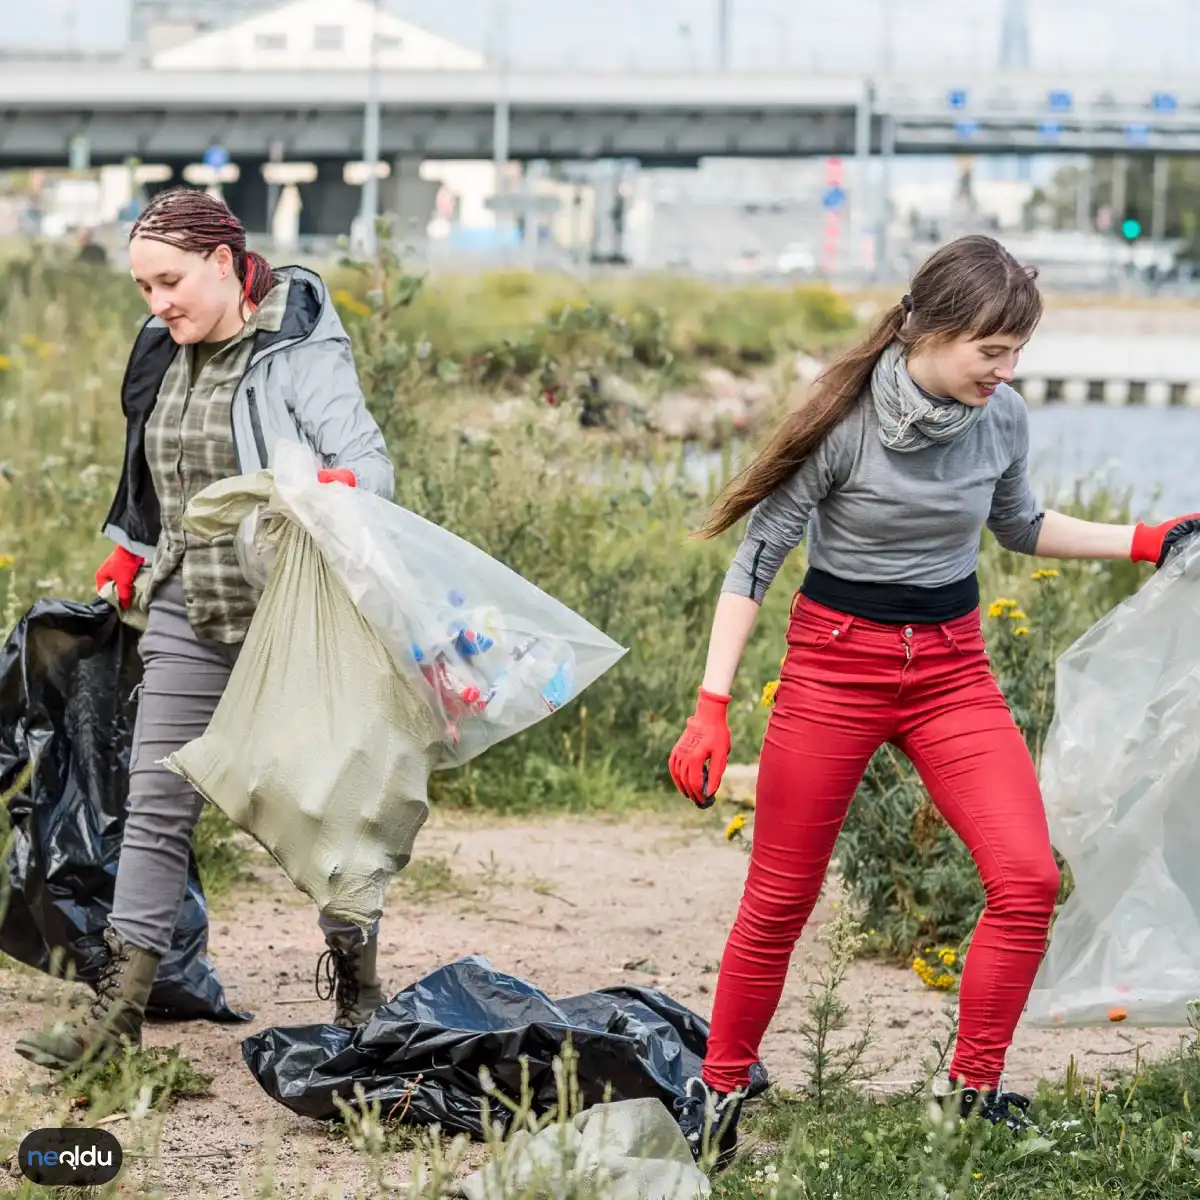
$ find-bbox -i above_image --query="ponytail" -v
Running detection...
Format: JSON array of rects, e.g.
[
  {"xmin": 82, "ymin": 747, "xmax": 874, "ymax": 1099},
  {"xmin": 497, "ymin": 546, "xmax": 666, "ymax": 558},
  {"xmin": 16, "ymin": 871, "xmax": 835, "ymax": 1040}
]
[
  {"xmin": 240, "ymin": 249, "xmax": 273, "ymax": 311},
  {"xmin": 696, "ymin": 303, "xmax": 906, "ymax": 539}
]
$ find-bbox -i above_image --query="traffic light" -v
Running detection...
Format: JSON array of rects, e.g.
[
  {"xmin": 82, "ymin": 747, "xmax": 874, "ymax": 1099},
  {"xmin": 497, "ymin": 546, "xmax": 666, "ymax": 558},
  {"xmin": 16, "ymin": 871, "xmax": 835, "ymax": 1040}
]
[{"xmin": 1121, "ymin": 218, "xmax": 1142, "ymax": 241}]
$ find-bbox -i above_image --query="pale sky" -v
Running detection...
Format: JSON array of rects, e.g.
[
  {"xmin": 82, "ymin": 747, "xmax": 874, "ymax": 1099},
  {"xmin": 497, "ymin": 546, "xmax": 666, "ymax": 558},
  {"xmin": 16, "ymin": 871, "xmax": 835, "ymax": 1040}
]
[{"xmin": 1, "ymin": 0, "xmax": 1195, "ymax": 74}]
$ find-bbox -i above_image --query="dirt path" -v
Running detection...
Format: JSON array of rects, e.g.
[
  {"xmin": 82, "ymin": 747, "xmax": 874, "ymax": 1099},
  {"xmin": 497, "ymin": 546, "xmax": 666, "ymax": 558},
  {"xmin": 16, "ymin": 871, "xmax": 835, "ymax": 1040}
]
[{"xmin": 0, "ymin": 812, "xmax": 1185, "ymax": 1199}]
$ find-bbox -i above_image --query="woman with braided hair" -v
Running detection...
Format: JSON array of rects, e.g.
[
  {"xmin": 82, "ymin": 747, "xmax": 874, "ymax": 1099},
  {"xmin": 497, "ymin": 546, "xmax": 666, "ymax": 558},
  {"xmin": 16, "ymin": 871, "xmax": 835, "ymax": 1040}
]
[
  {"xmin": 16, "ymin": 188, "xmax": 396, "ymax": 1071},
  {"xmin": 666, "ymin": 234, "xmax": 1200, "ymax": 1166}
]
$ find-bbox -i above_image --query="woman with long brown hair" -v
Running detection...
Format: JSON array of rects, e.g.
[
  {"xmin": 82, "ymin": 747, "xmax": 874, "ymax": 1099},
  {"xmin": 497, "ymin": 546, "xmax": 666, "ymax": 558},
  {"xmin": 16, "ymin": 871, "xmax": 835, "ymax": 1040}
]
[
  {"xmin": 668, "ymin": 234, "xmax": 1200, "ymax": 1165},
  {"xmin": 16, "ymin": 188, "xmax": 396, "ymax": 1071}
]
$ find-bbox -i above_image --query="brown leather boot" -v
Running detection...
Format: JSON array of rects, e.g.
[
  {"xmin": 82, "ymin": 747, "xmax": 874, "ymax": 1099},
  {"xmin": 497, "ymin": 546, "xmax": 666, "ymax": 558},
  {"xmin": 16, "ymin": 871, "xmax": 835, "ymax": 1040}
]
[
  {"xmin": 15, "ymin": 926, "xmax": 161, "ymax": 1071},
  {"xmin": 316, "ymin": 929, "xmax": 386, "ymax": 1028}
]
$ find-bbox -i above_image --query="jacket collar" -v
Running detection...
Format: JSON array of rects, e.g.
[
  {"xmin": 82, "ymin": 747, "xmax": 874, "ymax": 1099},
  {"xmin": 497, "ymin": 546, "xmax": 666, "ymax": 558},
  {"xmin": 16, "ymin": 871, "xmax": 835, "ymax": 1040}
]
[{"xmin": 252, "ymin": 265, "xmax": 323, "ymax": 358}]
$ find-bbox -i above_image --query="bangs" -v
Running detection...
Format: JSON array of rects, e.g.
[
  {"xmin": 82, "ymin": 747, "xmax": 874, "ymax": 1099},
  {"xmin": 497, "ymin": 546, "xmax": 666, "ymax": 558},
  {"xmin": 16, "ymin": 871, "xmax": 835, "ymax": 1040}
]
[{"xmin": 968, "ymin": 267, "xmax": 1043, "ymax": 342}]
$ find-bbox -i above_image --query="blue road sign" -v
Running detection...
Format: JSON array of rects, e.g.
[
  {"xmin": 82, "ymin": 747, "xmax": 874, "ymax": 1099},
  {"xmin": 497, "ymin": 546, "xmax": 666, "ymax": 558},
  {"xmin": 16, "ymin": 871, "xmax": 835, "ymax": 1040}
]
[
  {"xmin": 1038, "ymin": 120, "xmax": 1062, "ymax": 141},
  {"xmin": 955, "ymin": 118, "xmax": 980, "ymax": 139},
  {"xmin": 1152, "ymin": 91, "xmax": 1178, "ymax": 113},
  {"xmin": 203, "ymin": 145, "xmax": 230, "ymax": 169},
  {"xmin": 822, "ymin": 185, "xmax": 847, "ymax": 211},
  {"xmin": 947, "ymin": 88, "xmax": 968, "ymax": 110},
  {"xmin": 1126, "ymin": 123, "xmax": 1150, "ymax": 146},
  {"xmin": 1047, "ymin": 89, "xmax": 1073, "ymax": 112}
]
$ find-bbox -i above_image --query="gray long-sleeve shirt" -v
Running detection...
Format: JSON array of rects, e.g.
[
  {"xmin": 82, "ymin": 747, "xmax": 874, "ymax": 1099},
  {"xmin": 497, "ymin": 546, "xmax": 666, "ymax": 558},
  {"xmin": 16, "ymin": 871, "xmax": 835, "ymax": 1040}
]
[{"xmin": 723, "ymin": 383, "xmax": 1044, "ymax": 603}]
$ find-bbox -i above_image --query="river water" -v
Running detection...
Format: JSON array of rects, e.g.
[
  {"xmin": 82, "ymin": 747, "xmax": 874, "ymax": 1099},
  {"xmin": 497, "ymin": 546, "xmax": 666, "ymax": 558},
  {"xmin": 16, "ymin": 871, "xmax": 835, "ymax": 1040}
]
[{"xmin": 1026, "ymin": 406, "xmax": 1199, "ymax": 518}]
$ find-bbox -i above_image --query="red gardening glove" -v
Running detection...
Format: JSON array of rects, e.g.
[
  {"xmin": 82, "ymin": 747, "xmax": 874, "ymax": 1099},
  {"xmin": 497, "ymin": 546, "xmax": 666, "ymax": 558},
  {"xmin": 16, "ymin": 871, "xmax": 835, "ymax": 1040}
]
[
  {"xmin": 317, "ymin": 467, "xmax": 357, "ymax": 487},
  {"xmin": 669, "ymin": 688, "xmax": 732, "ymax": 809},
  {"xmin": 1131, "ymin": 512, "xmax": 1200, "ymax": 569},
  {"xmin": 95, "ymin": 545, "xmax": 144, "ymax": 610}
]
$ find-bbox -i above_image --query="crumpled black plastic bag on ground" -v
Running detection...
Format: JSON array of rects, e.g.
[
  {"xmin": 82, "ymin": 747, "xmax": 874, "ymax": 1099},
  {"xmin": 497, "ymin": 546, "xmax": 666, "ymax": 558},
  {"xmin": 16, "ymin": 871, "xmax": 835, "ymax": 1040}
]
[
  {"xmin": 0, "ymin": 596, "xmax": 246, "ymax": 1022},
  {"xmin": 243, "ymin": 955, "xmax": 768, "ymax": 1136}
]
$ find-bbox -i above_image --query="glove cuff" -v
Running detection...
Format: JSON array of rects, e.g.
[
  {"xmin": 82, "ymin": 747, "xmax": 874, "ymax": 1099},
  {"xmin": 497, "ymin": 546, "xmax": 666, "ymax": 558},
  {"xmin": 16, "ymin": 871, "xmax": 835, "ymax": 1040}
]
[
  {"xmin": 697, "ymin": 687, "xmax": 732, "ymax": 717},
  {"xmin": 1130, "ymin": 521, "xmax": 1160, "ymax": 565},
  {"xmin": 109, "ymin": 545, "xmax": 146, "ymax": 570}
]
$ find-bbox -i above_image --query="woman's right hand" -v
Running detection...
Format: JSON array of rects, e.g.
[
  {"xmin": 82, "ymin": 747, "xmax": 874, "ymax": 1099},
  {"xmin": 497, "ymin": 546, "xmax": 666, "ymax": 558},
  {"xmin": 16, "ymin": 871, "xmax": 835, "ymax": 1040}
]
[
  {"xmin": 95, "ymin": 545, "xmax": 145, "ymax": 610},
  {"xmin": 669, "ymin": 688, "xmax": 732, "ymax": 809}
]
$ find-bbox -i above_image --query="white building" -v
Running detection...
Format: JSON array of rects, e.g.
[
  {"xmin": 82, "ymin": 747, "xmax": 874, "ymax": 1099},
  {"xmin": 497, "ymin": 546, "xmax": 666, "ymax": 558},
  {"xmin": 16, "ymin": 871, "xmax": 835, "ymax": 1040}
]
[{"xmin": 151, "ymin": 0, "xmax": 486, "ymax": 71}]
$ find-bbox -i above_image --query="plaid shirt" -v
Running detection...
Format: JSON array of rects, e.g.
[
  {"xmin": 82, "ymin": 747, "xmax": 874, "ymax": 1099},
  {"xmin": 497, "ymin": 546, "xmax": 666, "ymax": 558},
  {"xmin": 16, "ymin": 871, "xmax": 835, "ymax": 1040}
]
[{"xmin": 144, "ymin": 278, "xmax": 290, "ymax": 644}]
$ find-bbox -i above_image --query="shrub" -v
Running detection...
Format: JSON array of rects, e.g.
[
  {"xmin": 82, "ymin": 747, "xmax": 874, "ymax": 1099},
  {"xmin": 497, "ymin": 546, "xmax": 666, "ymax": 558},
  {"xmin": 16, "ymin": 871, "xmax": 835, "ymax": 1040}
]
[{"xmin": 327, "ymin": 255, "xmax": 858, "ymax": 392}]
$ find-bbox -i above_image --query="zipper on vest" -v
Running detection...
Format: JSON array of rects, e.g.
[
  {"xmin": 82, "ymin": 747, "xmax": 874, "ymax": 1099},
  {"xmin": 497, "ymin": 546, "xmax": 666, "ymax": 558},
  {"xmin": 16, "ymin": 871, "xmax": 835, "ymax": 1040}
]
[{"xmin": 245, "ymin": 386, "xmax": 270, "ymax": 467}]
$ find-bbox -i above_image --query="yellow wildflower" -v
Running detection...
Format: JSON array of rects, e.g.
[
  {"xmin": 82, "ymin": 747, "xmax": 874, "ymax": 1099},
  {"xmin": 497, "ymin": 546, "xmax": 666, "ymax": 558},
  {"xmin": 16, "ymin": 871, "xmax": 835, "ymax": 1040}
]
[
  {"xmin": 987, "ymin": 597, "xmax": 1018, "ymax": 618},
  {"xmin": 724, "ymin": 813, "xmax": 748, "ymax": 841},
  {"xmin": 1013, "ymin": 626, "xmax": 1030, "ymax": 637},
  {"xmin": 913, "ymin": 949, "xmax": 959, "ymax": 990},
  {"xmin": 0, "ymin": 554, "xmax": 13, "ymax": 570},
  {"xmin": 760, "ymin": 679, "xmax": 779, "ymax": 708},
  {"xmin": 0, "ymin": 355, "xmax": 12, "ymax": 372},
  {"xmin": 1006, "ymin": 609, "xmax": 1028, "ymax": 621},
  {"xmin": 332, "ymin": 289, "xmax": 371, "ymax": 318},
  {"xmin": 1031, "ymin": 568, "xmax": 1060, "ymax": 581}
]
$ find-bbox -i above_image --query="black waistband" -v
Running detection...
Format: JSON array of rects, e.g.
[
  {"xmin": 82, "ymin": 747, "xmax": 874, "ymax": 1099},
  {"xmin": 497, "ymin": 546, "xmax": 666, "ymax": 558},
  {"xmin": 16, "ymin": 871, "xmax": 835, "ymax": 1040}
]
[{"xmin": 799, "ymin": 567, "xmax": 980, "ymax": 625}]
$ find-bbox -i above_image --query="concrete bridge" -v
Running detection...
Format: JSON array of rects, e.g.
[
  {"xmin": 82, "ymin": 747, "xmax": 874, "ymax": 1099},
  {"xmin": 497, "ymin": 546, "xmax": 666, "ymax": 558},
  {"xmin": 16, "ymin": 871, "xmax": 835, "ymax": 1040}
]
[
  {"xmin": 6, "ymin": 64, "xmax": 1200, "ymax": 164},
  {"xmin": 7, "ymin": 63, "xmax": 1200, "ymax": 235}
]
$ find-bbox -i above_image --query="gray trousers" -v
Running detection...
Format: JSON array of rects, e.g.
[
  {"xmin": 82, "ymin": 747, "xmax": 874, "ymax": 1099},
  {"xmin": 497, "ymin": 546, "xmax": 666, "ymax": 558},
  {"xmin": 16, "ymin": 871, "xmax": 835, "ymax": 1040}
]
[{"xmin": 110, "ymin": 574, "xmax": 378, "ymax": 957}]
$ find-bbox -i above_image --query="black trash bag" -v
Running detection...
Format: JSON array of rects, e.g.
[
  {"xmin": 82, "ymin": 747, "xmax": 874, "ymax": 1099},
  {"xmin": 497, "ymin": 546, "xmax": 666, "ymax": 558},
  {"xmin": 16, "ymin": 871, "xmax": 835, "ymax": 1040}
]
[
  {"xmin": 243, "ymin": 955, "xmax": 768, "ymax": 1136},
  {"xmin": 0, "ymin": 596, "xmax": 247, "ymax": 1022}
]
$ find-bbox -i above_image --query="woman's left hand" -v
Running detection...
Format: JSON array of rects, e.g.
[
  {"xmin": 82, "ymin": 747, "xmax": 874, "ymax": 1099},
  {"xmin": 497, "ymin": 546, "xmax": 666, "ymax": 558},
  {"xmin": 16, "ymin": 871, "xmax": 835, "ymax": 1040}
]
[
  {"xmin": 317, "ymin": 467, "xmax": 357, "ymax": 488},
  {"xmin": 1131, "ymin": 512, "xmax": 1200, "ymax": 569}
]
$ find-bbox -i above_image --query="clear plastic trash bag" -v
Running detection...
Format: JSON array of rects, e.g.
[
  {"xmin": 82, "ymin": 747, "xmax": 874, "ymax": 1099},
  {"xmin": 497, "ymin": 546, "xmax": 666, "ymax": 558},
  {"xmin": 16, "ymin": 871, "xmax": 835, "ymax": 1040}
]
[
  {"xmin": 1026, "ymin": 535, "xmax": 1200, "ymax": 1028},
  {"xmin": 168, "ymin": 470, "xmax": 439, "ymax": 929},
  {"xmin": 245, "ymin": 442, "xmax": 627, "ymax": 769}
]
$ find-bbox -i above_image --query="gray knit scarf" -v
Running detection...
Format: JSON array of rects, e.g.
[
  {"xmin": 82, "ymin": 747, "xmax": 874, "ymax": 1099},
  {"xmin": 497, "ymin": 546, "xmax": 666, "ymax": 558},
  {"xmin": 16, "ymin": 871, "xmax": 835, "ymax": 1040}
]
[{"xmin": 870, "ymin": 341, "xmax": 985, "ymax": 453}]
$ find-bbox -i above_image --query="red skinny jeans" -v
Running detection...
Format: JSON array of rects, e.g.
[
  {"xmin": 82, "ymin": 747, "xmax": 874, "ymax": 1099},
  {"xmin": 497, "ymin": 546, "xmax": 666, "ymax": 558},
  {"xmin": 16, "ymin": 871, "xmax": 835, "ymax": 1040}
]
[{"xmin": 703, "ymin": 596, "xmax": 1060, "ymax": 1094}]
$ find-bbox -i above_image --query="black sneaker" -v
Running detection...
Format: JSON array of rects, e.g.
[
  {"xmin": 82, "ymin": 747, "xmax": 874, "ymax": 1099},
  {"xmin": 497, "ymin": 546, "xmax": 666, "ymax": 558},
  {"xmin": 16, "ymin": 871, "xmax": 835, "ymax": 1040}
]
[
  {"xmin": 938, "ymin": 1078, "xmax": 1033, "ymax": 1134},
  {"xmin": 674, "ymin": 1076, "xmax": 744, "ymax": 1169}
]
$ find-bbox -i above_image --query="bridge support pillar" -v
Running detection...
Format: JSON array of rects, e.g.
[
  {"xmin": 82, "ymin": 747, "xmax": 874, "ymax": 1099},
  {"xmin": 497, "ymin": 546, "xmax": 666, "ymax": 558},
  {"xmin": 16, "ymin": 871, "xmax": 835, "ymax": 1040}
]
[
  {"xmin": 1075, "ymin": 159, "xmax": 1092, "ymax": 232},
  {"xmin": 1151, "ymin": 155, "xmax": 1169, "ymax": 242},
  {"xmin": 1112, "ymin": 154, "xmax": 1129, "ymax": 227},
  {"xmin": 383, "ymin": 155, "xmax": 440, "ymax": 242}
]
